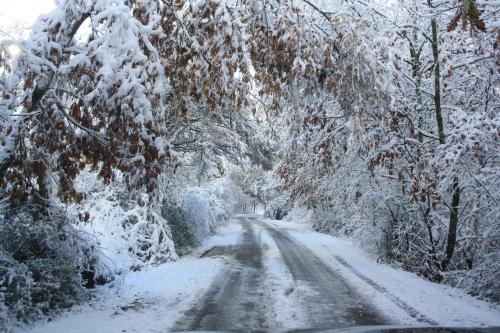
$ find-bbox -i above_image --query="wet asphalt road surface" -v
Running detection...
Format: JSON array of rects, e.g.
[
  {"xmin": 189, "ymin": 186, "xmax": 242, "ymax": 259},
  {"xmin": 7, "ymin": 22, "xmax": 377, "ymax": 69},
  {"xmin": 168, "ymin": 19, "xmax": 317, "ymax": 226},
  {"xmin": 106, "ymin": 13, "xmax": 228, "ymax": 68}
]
[{"xmin": 173, "ymin": 216, "xmax": 389, "ymax": 331}]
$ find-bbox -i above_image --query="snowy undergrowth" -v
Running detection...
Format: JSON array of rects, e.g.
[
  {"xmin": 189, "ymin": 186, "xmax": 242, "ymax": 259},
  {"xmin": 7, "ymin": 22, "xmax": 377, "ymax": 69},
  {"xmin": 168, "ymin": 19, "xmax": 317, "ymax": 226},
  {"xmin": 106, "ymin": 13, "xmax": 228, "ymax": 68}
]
[
  {"xmin": 0, "ymin": 211, "xmax": 102, "ymax": 330},
  {"xmin": 282, "ymin": 206, "xmax": 312, "ymax": 225},
  {"xmin": 286, "ymin": 170, "xmax": 500, "ymax": 303},
  {"xmin": 180, "ymin": 187, "xmax": 228, "ymax": 245},
  {"xmin": 69, "ymin": 170, "xmax": 177, "ymax": 272},
  {"xmin": 68, "ymin": 171, "xmax": 236, "ymax": 270},
  {"xmin": 0, "ymin": 170, "xmax": 235, "ymax": 330}
]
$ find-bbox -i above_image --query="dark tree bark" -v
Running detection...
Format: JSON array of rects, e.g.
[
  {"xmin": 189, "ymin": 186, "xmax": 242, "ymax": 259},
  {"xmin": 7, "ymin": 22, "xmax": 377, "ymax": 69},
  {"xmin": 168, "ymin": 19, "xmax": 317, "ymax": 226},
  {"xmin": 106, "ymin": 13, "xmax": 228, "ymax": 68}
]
[
  {"xmin": 442, "ymin": 176, "xmax": 460, "ymax": 270},
  {"xmin": 428, "ymin": 1, "xmax": 461, "ymax": 270}
]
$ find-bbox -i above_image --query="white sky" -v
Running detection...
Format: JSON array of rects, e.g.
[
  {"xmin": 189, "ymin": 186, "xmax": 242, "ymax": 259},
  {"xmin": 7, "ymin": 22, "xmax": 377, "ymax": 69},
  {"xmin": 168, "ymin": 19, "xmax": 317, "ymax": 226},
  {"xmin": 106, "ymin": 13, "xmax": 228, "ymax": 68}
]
[{"xmin": 0, "ymin": 0, "xmax": 56, "ymax": 38}]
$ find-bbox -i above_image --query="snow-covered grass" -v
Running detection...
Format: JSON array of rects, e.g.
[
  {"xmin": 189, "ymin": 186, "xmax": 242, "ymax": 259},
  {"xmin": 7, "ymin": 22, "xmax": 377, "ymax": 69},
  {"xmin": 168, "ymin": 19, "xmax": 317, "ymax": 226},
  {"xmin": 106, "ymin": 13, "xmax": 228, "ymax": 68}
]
[{"xmin": 265, "ymin": 218, "xmax": 500, "ymax": 327}]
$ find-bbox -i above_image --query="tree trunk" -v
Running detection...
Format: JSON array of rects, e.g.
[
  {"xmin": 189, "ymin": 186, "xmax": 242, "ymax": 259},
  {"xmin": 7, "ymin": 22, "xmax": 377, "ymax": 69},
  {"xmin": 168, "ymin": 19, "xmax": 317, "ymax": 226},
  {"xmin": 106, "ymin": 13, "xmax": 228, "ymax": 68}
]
[
  {"xmin": 430, "ymin": 17, "xmax": 446, "ymax": 145},
  {"xmin": 428, "ymin": 2, "xmax": 461, "ymax": 270},
  {"xmin": 442, "ymin": 176, "xmax": 460, "ymax": 270}
]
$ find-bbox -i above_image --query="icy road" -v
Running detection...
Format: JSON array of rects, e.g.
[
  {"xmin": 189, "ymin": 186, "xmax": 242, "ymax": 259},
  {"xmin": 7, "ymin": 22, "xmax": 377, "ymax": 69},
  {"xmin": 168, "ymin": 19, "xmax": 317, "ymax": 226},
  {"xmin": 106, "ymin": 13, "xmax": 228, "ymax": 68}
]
[{"xmin": 22, "ymin": 215, "xmax": 500, "ymax": 333}]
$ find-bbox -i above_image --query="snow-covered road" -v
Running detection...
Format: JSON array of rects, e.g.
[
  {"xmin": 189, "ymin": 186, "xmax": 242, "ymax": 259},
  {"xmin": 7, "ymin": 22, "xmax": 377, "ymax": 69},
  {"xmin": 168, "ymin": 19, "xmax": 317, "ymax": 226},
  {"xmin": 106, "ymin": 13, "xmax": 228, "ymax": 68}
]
[
  {"xmin": 20, "ymin": 215, "xmax": 500, "ymax": 333},
  {"xmin": 175, "ymin": 217, "xmax": 387, "ymax": 331}
]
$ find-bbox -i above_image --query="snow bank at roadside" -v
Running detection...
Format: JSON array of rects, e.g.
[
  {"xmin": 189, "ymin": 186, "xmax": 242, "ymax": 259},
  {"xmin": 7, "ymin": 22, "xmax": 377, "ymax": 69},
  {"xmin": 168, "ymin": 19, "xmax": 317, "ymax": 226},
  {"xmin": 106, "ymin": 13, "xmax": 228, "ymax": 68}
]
[
  {"xmin": 18, "ymin": 257, "xmax": 224, "ymax": 333},
  {"xmin": 265, "ymin": 218, "xmax": 500, "ymax": 327},
  {"xmin": 186, "ymin": 218, "xmax": 244, "ymax": 260},
  {"xmin": 14, "ymin": 221, "xmax": 245, "ymax": 333}
]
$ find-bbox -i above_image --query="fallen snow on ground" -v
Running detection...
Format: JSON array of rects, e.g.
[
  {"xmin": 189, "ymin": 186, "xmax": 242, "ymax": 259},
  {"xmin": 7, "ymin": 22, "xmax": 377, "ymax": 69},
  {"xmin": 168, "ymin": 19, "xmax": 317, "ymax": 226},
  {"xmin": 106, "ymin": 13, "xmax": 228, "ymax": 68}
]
[
  {"xmin": 201, "ymin": 219, "xmax": 244, "ymax": 249},
  {"xmin": 19, "ymin": 258, "xmax": 224, "ymax": 333},
  {"xmin": 263, "ymin": 217, "xmax": 500, "ymax": 327},
  {"xmin": 16, "ymin": 222, "xmax": 243, "ymax": 333}
]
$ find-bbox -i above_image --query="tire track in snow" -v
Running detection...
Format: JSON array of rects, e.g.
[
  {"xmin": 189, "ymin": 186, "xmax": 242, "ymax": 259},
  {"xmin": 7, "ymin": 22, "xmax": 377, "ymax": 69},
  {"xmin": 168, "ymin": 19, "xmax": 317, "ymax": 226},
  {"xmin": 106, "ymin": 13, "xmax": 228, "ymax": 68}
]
[
  {"xmin": 173, "ymin": 220, "xmax": 271, "ymax": 331},
  {"xmin": 332, "ymin": 255, "xmax": 438, "ymax": 326},
  {"xmin": 261, "ymin": 222, "xmax": 389, "ymax": 329}
]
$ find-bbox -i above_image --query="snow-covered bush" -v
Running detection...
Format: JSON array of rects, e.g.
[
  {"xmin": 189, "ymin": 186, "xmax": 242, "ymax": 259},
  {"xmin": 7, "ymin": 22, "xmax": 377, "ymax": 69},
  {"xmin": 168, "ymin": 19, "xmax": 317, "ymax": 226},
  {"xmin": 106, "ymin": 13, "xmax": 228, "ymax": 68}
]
[
  {"xmin": 0, "ymin": 206, "xmax": 110, "ymax": 329},
  {"xmin": 162, "ymin": 205, "xmax": 197, "ymax": 254},
  {"xmin": 301, "ymin": 161, "xmax": 392, "ymax": 259},
  {"xmin": 264, "ymin": 194, "xmax": 289, "ymax": 220},
  {"xmin": 161, "ymin": 187, "xmax": 229, "ymax": 254},
  {"xmin": 283, "ymin": 205, "xmax": 311, "ymax": 224},
  {"xmin": 181, "ymin": 188, "xmax": 228, "ymax": 245},
  {"xmin": 209, "ymin": 176, "xmax": 255, "ymax": 214},
  {"xmin": 70, "ymin": 170, "xmax": 177, "ymax": 271},
  {"xmin": 445, "ymin": 252, "xmax": 500, "ymax": 302},
  {"xmin": 443, "ymin": 201, "xmax": 500, "ymax": 302},
  {"xmin": 129, "ymin": 211, "xmax": 176, "ymax": 267}
]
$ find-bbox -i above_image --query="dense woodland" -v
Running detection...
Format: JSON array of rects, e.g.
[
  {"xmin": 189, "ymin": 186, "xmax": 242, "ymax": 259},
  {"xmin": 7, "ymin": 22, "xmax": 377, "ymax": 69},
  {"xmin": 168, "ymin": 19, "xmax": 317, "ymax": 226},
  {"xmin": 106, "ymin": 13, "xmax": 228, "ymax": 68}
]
[{"xmin": 0, "ymin": 0, "xmax": 498, "ymax": 328}]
